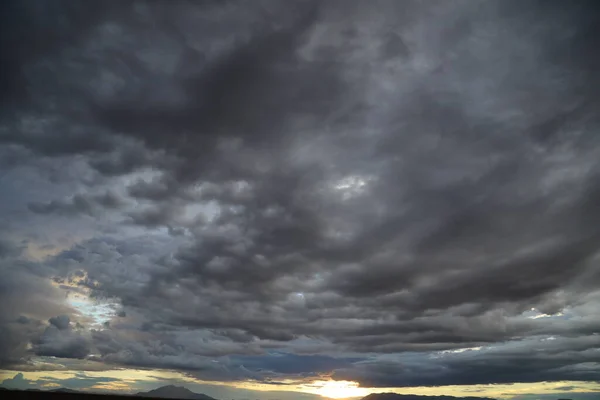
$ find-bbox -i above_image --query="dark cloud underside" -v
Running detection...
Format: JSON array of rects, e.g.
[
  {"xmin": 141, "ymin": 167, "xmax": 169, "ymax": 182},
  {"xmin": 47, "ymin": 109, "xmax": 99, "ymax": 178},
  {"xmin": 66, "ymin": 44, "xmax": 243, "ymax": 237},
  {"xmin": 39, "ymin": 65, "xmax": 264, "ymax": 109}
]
[{"xmin": 1, "ymin": 0, "xmax": 600, "ymax": 391}]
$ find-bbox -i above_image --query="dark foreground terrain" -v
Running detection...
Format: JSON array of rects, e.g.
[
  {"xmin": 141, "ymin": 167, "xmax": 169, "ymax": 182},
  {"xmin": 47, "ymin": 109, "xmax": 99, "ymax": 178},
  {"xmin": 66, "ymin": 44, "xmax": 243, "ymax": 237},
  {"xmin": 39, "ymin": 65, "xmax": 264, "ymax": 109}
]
[
  {"xmin": 1, "ymin": 389, "xmax": 138, "ymax": 400},
  {"xmin": 0, "ymin": 386, "xmax": 215, "ymax": 400},
  {"xmin": 0, "ymin": 386, "xmax": 217, "ymax": 400}
]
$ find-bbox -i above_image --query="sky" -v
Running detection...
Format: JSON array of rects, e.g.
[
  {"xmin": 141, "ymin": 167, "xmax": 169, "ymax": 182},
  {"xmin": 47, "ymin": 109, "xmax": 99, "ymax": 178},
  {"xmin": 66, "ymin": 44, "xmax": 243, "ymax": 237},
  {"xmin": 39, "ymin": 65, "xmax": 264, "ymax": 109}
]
[{"xmin": 1, "ymin": 1, "xmax": 600, "ymax": 400}]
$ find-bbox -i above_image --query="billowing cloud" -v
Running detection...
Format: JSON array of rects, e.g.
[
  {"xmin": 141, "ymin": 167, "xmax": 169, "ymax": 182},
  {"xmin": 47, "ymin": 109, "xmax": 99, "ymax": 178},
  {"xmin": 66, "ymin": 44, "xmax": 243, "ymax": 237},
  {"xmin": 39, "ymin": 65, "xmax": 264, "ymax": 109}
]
[
  {"xmin": 32, "ymin": 316, "xmax": 91, "ymax": 360},
  {"xmin": 28, "ymin": 191, "xmax": 128, "ymax": 217},
  {"xmin": 0, "ymin": 237, "xmax": 78, "ymax": 368},
  {"xmin": 1, "ymin": 0, "xmax": 600, "ymax": 397}
]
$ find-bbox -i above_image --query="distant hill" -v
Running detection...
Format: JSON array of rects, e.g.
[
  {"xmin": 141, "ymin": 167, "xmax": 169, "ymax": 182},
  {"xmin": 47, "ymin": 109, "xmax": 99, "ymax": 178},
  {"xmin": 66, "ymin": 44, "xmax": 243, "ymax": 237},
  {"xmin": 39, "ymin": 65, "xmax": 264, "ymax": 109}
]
[
  {"xmin": 50, "ymin": 389, "xmax": 81, "ymax": 394},
  {"xmin": 361, "ymin": 393, "xmax": 497, "ymax": 400},
  {"xmin": 0, "ymin": 390, "xmax": 134, "ymax": 400},
  {"xmin": 0, "ymin": 388, "xmax": 218, "ymax": 400},
  {"xmin": 136, "ymin": 385, "xmax": 216, "ymax": 400}
]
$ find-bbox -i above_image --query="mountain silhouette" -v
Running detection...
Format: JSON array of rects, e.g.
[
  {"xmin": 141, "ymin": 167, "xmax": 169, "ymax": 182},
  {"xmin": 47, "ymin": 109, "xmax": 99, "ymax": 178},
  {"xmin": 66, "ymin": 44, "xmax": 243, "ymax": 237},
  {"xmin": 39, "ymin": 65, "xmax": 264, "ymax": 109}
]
[
  {"xmin": 361, "ymin": 393, "xmax": 496, "ymax": 400},
  {"xmin": 49, "ymin": 389, "xmax": 80, "ymax": 394},
  {"xmin": 136, "ymin": 385, "xmax": 216, "ymax": 400}
]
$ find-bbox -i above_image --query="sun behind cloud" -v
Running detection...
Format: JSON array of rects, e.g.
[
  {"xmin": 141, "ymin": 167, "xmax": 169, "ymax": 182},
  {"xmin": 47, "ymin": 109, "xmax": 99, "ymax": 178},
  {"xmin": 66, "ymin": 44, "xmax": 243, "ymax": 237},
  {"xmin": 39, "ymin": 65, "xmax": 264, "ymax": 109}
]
[{"xmin": 303, "ymin": 380, "xmax": 369, "ymax": 399}]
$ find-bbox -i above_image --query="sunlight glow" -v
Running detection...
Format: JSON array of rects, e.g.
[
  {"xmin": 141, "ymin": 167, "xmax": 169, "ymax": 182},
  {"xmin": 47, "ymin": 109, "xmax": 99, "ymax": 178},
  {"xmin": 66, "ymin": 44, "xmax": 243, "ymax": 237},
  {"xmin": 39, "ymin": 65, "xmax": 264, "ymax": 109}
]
[
  {"xmin": 441, "ymin": 346, "xmax": 483, "ymax": 354},
  {"xmin": 304, "ymin": 380, "xmax": 369, "ymax": 399}
]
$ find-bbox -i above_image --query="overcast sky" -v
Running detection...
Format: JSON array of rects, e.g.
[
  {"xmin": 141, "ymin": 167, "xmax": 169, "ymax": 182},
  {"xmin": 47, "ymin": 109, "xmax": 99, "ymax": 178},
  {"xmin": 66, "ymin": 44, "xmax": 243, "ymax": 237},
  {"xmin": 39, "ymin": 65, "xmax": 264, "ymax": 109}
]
[{"xmin": 1, "ymin": 1, "xmax": 600, "ymax": 399}]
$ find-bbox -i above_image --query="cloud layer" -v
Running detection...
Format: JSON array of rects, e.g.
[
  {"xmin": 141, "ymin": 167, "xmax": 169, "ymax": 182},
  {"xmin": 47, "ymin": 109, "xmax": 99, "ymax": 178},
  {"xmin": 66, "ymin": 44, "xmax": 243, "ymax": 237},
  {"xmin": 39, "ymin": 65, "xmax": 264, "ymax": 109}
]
[{"xmin": 1, "ymin": 0, "xmax": 600, "ymax": 393}]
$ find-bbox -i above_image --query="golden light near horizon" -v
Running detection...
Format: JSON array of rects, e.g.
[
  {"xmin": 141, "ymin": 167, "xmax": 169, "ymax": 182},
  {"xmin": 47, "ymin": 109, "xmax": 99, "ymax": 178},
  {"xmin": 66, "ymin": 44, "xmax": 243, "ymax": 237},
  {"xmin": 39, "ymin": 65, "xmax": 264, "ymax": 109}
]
[{"xmin": 303, "ymin": 379, "xmax": 369, "ymax": 399}]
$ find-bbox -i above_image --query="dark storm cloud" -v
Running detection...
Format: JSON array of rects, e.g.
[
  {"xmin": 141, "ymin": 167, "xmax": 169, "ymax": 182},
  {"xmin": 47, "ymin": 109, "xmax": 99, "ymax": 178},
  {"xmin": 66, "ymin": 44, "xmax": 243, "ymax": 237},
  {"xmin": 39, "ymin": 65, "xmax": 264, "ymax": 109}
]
[
  {"xmin": 233, "ymin": 353, "xmax": 361, "ymax": 375},
  {"xmin": 89, "ymin": 328, "xmax": 272, "ymax": 382},
  {"xmin": 49, "ymin": 315, "xmax": 71, "ymax": 331},
  {"xmin": 0, "ymin": 238, "xmax": 79, "ymax": 368},
  {"xmin": 32, "ymin": 316, "xmax": 91, "ymax": 359},
  {"xmin": 2, "ymin": 0, "xmax": 600, "ymax": 390},
  {"xmin": 0, "ymin": 323, "xmax": 34, "ymax": 369},
  {"xmin": 28, "ymin": 191, "xmax": 128, "ymax": 217},
  {"xmin": 333, "ymin": 334, "xmax": 600, "ymax": 387},
  {"xmin": 16, "ymin": 316, "xmax": 32, "ymax": 325},
  {"xmin": 0, "ymin": 238, "xmax": 23, "ymax": 259},
  {"xmin": 32, "ymin": 330, "xmax": 90, "ymax": 360}
]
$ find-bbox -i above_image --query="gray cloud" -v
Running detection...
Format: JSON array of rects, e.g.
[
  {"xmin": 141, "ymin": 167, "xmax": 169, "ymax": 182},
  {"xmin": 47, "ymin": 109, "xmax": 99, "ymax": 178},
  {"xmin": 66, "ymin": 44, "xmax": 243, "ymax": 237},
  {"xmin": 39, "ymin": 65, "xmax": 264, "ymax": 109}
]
[
  {"xmin": 48, "ymin": 315, "xmax": 71, "ymax": 331},
  {"xmin": 0, "ymin": 238, "xmax": 78, "ymax": 368},
  {"xmin": 1, "ymin": 0, "xmax": 600, "ymax": 392},
  {"xmin": 32, "ymin": 316, "xmax": 91, "ymax": 359},
  {"xmin": 333, "ymin": 334, "xmax": 600, "ymax": 387},
  {"xmin": 28, "ymin": 191, "xmax": 128, "ymax": 217}
]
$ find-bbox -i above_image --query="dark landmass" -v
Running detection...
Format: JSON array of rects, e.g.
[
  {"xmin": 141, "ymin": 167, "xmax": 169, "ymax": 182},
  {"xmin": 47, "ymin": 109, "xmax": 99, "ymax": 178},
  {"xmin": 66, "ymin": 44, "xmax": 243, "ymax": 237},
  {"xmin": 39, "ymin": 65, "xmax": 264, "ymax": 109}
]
[
  {"xmin": 0, "ymin": 386, "xmax": 216, "ymax": 400},
  {"xmin": 0, "ymin": 389, "xmax": 136, "ymax": 400},
  {"xmin": 136, "ymin": 385, "xmax": 216, "ymax": 400},
  {"xmin": 50, "ymin": 389, "xmax": 81, "ymax": 394},
  {"xmin": 0, "ymin": 386, "xmax": 579, "ymax": 400},
  {"xmin": 362, "ymin": 393, "xmax": 497, "ymax": 400},
  {"xmin": 0, "ymin": 387, "xmax": 503, "ymax": 400}
]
